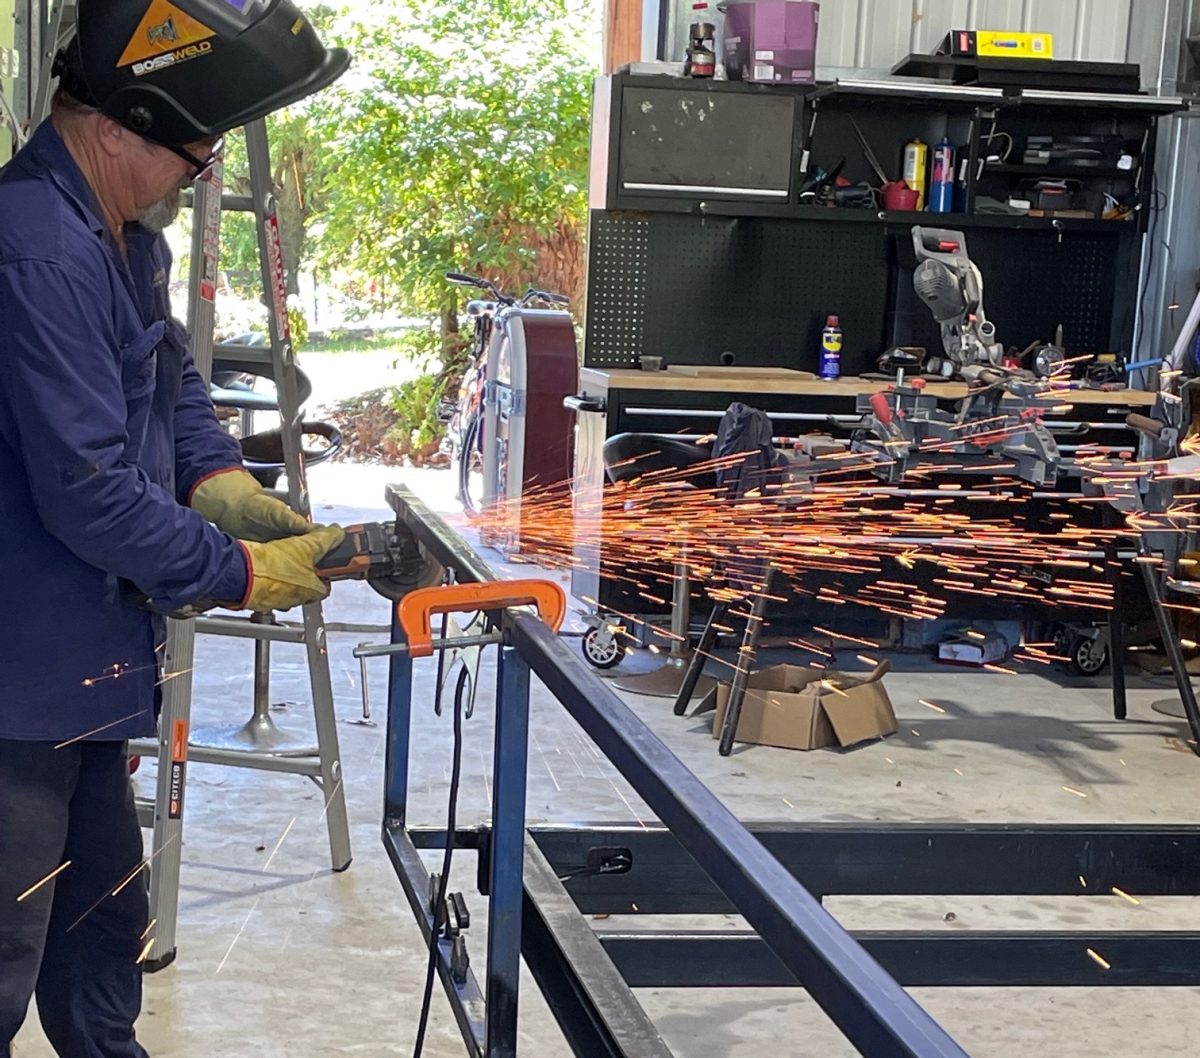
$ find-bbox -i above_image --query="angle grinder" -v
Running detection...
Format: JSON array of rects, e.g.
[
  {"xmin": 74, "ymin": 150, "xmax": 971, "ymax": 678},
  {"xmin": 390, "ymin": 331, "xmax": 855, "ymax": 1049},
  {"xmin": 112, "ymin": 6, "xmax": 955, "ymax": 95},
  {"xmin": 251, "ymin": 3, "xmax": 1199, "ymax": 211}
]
[
  {"xmin": 124, "ymin": 520, "xmax": 442, "ymax": 618},
  {"xmin": 315, "ymin": 520, "xmax": 442, "ymax": 600}
]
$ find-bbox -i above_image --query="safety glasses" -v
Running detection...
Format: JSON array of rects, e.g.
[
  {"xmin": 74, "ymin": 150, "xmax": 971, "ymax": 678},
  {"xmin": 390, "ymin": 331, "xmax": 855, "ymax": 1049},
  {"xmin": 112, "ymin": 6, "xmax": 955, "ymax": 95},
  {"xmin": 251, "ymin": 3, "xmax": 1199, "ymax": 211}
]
[{"xmin": 161, "ymin": 135, "xmax": 225, "ymax": 180}]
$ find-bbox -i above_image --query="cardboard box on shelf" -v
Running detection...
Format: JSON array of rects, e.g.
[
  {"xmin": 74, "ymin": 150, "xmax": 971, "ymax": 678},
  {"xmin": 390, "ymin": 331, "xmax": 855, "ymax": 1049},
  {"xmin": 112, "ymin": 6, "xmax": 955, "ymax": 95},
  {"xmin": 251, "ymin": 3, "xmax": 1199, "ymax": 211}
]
[{"xmin": 696, "ymin": 661, "xmax": 897, "ymax": 752}]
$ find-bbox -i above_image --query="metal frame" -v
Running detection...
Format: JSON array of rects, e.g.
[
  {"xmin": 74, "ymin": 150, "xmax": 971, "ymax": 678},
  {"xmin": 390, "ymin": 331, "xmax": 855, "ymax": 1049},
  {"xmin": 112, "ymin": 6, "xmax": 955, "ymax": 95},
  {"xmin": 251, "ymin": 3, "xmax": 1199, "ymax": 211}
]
[
  {"xmin": 383, "ymin": 485, "xmax": 971, "ymax": 1058},
  {"xmin": 382, "ymin": 483, "xmax": 1200, "ymax": 1057}
]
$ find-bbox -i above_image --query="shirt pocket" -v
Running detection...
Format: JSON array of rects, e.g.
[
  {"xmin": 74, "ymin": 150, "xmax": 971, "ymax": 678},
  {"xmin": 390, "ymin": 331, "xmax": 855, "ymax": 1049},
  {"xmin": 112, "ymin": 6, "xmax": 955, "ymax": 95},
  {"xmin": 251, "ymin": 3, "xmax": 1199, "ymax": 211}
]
[
  {"xmin": 120, "ymin": 321, "xmax": 166, "ymax": 460},
  {"xmin": 120, "ymin": 321, "xmax": 166, "ymax": 401}
]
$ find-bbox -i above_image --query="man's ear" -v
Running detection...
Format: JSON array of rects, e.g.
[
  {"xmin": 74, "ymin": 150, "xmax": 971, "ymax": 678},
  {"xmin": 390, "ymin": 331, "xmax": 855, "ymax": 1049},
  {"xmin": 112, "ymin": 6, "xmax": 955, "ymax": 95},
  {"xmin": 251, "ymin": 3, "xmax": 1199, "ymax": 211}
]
[{"xmin": 94, "ymin": 114, "xmax": 129, "ymax": 159}]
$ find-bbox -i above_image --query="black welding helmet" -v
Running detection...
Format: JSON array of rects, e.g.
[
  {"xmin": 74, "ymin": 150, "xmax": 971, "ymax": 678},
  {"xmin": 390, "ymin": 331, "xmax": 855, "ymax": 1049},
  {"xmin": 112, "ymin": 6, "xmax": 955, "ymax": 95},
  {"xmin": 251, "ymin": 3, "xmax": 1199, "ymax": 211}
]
[{"xmin": 52, "ymin": 0, "xmax": 350, "ymax": 146}]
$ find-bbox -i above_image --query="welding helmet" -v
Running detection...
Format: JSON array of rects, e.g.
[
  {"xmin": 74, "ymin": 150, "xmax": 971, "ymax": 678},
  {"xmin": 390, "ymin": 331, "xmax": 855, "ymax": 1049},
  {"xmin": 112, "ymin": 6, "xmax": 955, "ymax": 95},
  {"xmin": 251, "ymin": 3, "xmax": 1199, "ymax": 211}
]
[{"xmin": 51, "ymin": 0, "xmax": 350, "ymax": 146}]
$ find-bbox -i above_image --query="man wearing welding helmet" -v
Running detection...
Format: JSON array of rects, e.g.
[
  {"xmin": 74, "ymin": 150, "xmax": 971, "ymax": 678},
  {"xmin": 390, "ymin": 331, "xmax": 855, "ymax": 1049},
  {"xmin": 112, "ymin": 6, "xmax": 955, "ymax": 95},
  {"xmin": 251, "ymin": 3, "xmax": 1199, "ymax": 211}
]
[{"xmin": 0, "ymin": 3, "xmax": 350, "ymax": 1055}]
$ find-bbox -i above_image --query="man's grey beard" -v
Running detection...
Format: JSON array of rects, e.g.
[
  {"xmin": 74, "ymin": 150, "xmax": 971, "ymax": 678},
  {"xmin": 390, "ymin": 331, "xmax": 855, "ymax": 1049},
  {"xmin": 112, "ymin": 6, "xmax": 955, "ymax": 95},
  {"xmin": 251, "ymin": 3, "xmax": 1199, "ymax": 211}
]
[{"xmin": 137, "ymin": 188, "xmax": 183, "ymax": 232}]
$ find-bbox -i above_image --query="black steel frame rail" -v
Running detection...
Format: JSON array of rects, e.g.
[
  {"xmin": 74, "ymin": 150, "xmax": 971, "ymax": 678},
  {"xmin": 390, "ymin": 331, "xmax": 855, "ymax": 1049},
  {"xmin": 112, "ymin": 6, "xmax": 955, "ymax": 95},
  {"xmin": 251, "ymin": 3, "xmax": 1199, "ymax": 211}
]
[
  {"xmin": 525, "ymin": 823, "xmax": 1200, "ymax": 911},
  {"xmin": 508, "ymin": 617, "xmax": 968, "ymax": 1058},
  {"xmin": 598, "ymin": 930, "xmax": 1200, "ymax": 989}
]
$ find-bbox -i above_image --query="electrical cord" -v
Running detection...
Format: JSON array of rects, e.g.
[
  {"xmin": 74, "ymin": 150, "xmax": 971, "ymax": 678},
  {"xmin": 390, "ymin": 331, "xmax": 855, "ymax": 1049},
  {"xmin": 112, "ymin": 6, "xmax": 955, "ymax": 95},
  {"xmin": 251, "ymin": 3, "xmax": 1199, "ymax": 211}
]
[
  {"xmin": 411, "ymin": 623, "xmax": 469, "ymax": 1058},
  {"xmin": 1132, "ymin": 172, "xmax": 1170, "ymax": 379}
]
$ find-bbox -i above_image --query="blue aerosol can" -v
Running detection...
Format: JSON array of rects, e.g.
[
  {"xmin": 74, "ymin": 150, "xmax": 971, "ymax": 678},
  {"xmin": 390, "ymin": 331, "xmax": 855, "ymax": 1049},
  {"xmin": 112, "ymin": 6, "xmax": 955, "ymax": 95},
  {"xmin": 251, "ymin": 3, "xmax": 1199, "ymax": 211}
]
[
  {"xmin": 930, "ymin": 139, "xmax": 956, "ymax": 213},
  {"xmin": 819, "ymin": 315, "xmax": 843, "ymax": 380}
]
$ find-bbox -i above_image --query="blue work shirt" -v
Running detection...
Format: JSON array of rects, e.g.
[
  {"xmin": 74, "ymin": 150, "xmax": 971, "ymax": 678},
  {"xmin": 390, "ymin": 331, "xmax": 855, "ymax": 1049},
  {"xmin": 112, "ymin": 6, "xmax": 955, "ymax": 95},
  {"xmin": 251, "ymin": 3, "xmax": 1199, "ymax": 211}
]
[{"xmin": 0, "ymin": 121, "xmax": 249, "ymax": 742}]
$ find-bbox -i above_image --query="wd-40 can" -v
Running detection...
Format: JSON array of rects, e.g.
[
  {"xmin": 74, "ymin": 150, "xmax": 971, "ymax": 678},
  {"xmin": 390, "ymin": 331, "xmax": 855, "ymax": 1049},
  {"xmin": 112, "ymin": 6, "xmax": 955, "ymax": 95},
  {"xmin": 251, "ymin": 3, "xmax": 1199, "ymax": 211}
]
[{"xmin": 819, "ymin": 315, "xmax": 843, "ymax": 380}]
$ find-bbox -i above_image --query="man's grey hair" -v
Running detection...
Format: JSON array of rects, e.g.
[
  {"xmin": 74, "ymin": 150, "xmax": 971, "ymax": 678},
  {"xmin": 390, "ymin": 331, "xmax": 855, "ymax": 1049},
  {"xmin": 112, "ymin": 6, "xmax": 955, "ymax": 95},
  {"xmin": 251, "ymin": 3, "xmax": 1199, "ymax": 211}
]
[{"xmin": 51, "ymin": 86, "xmax": 96, "ymax": 115}]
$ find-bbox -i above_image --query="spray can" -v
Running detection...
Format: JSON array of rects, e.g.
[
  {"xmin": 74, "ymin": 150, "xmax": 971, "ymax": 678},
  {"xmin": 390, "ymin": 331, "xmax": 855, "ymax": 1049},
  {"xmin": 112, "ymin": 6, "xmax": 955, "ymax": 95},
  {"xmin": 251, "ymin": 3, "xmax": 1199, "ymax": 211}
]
[
  {"xmin": 903, "ymin": 140, "xmax": 928, "ymax": 210},
  {"xmin": 819, "ymin": 315, "xmax": 843, "ymax": 380},
  {"xmin": 930, "ymin": 139, "xmax": 956, "ymax": 213}
]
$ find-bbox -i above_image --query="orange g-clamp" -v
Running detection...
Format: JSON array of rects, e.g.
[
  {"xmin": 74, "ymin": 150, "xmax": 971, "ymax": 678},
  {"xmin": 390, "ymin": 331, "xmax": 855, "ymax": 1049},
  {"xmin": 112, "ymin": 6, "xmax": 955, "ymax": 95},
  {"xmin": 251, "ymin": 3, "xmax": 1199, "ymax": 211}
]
[{"xmin": 397, "ymin": 580, "xmax": 567, "ymax": 658}]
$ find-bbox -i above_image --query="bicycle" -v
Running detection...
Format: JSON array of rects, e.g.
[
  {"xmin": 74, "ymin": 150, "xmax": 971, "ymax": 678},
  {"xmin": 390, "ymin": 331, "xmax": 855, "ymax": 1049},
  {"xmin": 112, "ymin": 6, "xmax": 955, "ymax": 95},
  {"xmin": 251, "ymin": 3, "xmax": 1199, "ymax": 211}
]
[{"xmin": 441, "ymin": 271, "xmax": 569, "ymax": 514}]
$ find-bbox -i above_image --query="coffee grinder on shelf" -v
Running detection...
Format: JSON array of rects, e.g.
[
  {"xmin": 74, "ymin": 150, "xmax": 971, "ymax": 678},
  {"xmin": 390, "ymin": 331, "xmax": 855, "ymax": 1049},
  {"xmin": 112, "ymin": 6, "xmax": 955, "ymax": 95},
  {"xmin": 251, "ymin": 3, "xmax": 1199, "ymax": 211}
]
[{"xmin": 685, "ymin": 21, "xmax": 716, "ymax": 77}]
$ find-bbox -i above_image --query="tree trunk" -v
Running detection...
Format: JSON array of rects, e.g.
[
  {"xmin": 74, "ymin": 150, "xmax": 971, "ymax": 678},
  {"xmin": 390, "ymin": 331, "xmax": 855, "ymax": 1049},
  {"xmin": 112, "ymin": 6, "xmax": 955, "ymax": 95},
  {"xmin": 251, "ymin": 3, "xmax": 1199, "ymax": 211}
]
[
  {"xmin": 274, "ymin": 149, "xmax": 308, "ymax": 298},
  {"xmin": 440, "ymin": 302, "xmax": 459, "ymax": 361}
]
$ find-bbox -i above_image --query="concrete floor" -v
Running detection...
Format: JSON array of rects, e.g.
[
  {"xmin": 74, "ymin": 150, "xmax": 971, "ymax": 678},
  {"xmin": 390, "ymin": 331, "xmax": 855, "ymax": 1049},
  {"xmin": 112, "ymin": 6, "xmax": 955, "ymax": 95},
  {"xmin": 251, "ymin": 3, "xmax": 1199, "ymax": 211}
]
[{"xmin": 13, "ymin": 464, "xmax": 1200, "ymax": 1057}]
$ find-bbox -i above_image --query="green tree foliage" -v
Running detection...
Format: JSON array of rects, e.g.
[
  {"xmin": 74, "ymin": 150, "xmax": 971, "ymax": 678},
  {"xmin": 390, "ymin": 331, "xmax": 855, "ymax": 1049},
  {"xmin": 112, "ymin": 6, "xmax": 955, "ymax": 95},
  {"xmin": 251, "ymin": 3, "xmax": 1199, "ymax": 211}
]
[
  {"xmin": 216, "ymin": 110, "xmax": 322, "ymax": 302},
  {"xmin": 199, "ymin": 0, "xmax": 595, "ymax": 461},
  {"xmin": 306, "ymin": 0, "xmax": 594, "ymax": 338}
]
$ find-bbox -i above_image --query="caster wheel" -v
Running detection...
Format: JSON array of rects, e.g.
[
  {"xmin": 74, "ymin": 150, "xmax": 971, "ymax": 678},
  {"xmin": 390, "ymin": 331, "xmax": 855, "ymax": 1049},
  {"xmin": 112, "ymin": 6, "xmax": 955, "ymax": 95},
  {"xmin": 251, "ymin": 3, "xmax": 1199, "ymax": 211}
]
[
  {"xmin": 1068, "ymin": 635, "xmax": 1109, "ymax": 677},
  {"xmin": 582, "ymin": 626, "xmax": 623, "ymax": 670},
  {"xmin": 1049, "ymin": 623, "xmax": 1072, "ymax": 658}
]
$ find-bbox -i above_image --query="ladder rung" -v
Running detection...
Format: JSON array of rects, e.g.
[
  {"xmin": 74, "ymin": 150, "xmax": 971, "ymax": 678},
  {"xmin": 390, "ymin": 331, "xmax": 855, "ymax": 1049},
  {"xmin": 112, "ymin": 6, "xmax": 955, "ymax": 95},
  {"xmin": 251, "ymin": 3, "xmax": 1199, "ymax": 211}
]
[
  {"xmin": 219, "ymin": 195, "xmax": 256, "ymax": 213},
  {"xmin": 210, "ymin": 387, "xmax": 280, "ymax": 413},
  {"xmin": 182, "ymin": 189, "xmax": 255, "ymax": 214},
  {"xmin": 130, "ymin": 741, "xmax": 322, "ymax": 777},
  {"xmin": 195, "ymin": 616, "xmax": 309, "ymax": 643},
  {"xmin": 176, "ymin": 746, "xmax": 322, "ymax": 776},
  {"xmin": 214, "ymin": 343, "xmax": 273, "ymax": 366}
]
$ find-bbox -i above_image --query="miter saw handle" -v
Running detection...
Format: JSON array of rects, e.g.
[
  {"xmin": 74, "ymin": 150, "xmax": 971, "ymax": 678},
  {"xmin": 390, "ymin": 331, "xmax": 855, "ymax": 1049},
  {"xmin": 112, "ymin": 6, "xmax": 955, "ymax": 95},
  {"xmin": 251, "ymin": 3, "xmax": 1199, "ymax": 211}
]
[{"xmin": 912, "ymin": 227, "xmax": 969, "ymax": 265}]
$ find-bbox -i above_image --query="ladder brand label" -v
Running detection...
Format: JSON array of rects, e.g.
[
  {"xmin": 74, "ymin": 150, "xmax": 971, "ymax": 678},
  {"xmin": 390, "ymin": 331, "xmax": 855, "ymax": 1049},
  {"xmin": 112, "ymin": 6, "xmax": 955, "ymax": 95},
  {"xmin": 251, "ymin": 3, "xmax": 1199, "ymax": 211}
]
[
  {"xmin": 168, "ymin": 718, "xmax": 189, "ymax": 819},
  {"xmin": 118, "ymin": 0, "xmax": 217, "ymax": 73}
]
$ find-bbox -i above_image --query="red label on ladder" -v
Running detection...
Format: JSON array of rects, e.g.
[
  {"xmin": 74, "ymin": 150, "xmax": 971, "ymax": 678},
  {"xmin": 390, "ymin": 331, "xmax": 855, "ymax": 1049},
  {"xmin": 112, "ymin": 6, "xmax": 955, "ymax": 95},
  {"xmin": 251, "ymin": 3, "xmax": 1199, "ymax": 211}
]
[
  {"xmin": 168, "ymin": 719, "xmax": 189, "ymax": 820},
  {"xmin": 198, "ymin": 162, "xmax": 224, "ymax": 303},
  {"xmin": 263, "ymin": 213, "xmax": 292, "ymax": 343}
]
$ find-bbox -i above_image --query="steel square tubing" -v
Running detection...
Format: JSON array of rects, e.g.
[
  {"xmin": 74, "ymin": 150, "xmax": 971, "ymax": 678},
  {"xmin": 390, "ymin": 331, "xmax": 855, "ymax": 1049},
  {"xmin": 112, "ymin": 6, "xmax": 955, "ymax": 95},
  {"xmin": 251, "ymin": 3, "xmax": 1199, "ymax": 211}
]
[
  {"xmin": 526, "ymin": 824, "xmax": 1200, "ymax": 913},
  {"xmin": 485, "ymin": 647, "xmax": 531, "ymax": 1058},
  {"xmin": 382, "ymin": 825, "xmax": 488, "ymax": 1056},
  {"xmin": 507, "ymin": 613, "xmax": 968, "ymax": 1058},
  {"xmin": 598, "ymin": 931, "xmax": 1200, "ymax": 988},
  {"xmin": 522, "ymin": 836, "xmax": 675, "ymax": 1058}
]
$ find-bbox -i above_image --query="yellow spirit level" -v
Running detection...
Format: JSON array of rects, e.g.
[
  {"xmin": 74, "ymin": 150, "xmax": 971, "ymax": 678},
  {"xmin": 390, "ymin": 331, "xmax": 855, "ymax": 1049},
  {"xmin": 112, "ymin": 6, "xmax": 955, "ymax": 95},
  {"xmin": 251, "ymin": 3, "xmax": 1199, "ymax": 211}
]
[{"xmin": 942, "ymin": 30, "xmax": 1054, "ymax": 60}]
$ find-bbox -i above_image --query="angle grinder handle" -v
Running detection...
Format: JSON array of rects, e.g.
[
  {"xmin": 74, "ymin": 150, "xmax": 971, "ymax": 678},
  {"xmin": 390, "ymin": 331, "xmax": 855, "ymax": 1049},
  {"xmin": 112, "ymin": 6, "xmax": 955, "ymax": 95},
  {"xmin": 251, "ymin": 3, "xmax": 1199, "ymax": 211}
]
[{"xmin": 316, "ymin": 523, "xmax": 377, "ymax": 581}]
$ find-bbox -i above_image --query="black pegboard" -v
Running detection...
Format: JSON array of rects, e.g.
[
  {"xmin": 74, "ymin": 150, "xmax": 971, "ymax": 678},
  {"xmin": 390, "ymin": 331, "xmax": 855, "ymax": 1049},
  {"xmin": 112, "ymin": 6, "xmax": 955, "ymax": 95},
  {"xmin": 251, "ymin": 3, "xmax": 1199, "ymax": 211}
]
[
  {"xmin": 584, "ymin": 211, "xmax": 889, "ymax": 374},
  {"xmin": 585, "ymin": 214, "xmax": 650, "ymax": 368}
]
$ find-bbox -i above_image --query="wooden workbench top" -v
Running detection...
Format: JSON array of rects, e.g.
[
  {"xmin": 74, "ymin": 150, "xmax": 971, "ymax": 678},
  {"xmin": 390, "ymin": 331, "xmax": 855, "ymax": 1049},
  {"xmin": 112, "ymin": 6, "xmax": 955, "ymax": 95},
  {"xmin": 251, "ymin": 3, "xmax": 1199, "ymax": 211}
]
[{"xmin": 581, "ymin": 367, "xmax": 1157, "ymax": 406}]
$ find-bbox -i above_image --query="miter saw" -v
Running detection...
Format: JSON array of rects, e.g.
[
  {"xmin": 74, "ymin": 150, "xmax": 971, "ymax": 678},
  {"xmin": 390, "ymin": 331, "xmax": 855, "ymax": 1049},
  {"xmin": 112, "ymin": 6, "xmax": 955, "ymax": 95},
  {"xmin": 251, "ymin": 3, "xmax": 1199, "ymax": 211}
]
[{"xmin": 853, "ymin": 227, "xmax": 1062, "ymax": 486}]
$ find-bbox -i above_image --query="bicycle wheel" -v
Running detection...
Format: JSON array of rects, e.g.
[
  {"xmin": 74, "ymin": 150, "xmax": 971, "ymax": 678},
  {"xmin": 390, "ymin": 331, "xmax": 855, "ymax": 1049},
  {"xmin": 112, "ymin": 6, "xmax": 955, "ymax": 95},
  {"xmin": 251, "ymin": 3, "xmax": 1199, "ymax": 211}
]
[{"xmin": 457, "ymin": 414, "xmax": 486, "ymax": 515}]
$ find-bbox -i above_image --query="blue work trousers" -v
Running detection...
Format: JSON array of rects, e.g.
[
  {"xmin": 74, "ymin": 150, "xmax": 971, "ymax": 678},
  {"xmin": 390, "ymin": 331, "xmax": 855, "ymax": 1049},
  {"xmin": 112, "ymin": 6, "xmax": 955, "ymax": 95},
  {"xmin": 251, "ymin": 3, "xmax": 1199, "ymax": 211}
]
[{"xmin": 0, "ymin": 740, "xmax": 149, "ymax": 1057}]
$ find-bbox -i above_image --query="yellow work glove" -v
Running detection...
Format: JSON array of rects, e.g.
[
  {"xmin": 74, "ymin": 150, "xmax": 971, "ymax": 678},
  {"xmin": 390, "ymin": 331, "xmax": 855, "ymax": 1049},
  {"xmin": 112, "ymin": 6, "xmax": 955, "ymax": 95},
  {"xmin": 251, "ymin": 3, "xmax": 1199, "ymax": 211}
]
[
  {"xmin": 191, "ymin": 468, "xmax": 314, "ymax": 542},
  {"xmin": 239, "ymin": 525, "xmax": 346, "ymax": 613}
]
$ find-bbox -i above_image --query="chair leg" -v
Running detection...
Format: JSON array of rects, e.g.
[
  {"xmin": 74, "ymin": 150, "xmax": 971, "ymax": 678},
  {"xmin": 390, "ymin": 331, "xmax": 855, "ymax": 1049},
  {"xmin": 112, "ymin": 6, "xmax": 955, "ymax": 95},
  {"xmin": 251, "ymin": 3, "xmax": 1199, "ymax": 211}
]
[
  {"xmin": 1140, "ymin": 559, "xmax": 1200, "ymax": 751},
  {"xmin": 674, "ymin": 597, "xmax": 727, "ymax": 716},
  {"xmin": 718, "ymin": 569, "xmax": 775, "ymax": 757}
]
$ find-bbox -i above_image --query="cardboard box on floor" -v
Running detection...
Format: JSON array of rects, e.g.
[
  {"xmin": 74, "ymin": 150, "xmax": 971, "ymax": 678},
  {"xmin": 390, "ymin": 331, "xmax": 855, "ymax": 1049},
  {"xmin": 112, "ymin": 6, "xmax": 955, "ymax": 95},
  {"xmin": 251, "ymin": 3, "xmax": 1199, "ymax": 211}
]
[{"xmin": 695, "ymin": 661, "xmax": 897, "ymax": 751}]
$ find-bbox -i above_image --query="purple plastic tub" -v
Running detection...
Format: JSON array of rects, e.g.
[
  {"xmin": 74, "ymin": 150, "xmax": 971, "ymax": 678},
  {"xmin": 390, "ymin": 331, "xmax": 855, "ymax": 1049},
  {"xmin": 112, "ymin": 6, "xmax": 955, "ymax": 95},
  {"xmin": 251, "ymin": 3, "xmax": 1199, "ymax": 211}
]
[{"xmin": 721, "ymin": 0, "xmax": 820, "ymax": 84}]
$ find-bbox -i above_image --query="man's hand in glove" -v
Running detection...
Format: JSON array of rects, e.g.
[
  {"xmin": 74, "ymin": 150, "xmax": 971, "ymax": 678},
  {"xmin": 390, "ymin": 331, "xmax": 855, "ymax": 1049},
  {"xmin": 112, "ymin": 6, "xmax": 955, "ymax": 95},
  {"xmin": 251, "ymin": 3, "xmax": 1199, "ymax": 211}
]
[
  {"xmin": 240, "ymin": 525, "xmax": 346, "ymax": 613},
  {"xmin": 191, "ymin": 468, "xmax": 314, "ymax": 542}
]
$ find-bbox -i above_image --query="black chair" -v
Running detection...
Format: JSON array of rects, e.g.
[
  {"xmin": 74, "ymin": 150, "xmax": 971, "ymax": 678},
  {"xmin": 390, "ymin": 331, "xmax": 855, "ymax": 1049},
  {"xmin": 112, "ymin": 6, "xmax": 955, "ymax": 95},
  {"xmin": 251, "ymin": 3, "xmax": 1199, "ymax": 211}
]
[
  {"xmin": 212, "ymin": 337, "xmax": 342, "ymax": 489},
  {"xmin": 601, "ymin": 433, "xmax": 721, "ymax": 700},
  {"xmin": 602, "ymin": 432, "xmax": 717, "ymax": 491}
]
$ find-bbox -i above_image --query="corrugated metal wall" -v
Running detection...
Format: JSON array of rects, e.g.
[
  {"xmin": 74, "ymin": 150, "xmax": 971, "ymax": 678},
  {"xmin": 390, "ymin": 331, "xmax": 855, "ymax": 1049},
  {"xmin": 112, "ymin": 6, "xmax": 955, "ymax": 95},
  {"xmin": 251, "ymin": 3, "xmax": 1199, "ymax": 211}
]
[
  {"xmin": 817, "ymin": 0, "xmax": 1133, "ymax": 71},
  {"xmin": 660, "ymin": 0, "xmax": 1137, "ymax": 72}
]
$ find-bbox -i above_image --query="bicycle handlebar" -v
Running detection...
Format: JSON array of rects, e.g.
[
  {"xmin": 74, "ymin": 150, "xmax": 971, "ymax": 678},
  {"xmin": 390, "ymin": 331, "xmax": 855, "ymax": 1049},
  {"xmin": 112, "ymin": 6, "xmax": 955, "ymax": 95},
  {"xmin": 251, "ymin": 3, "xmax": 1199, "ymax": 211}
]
[
  {"xmin": 446, "ymin": 270, "xmax": 569, "ymax": 308},
  {"xmin": 522, "ymin": 288, "xmax": 570, "ymax": 307}
]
